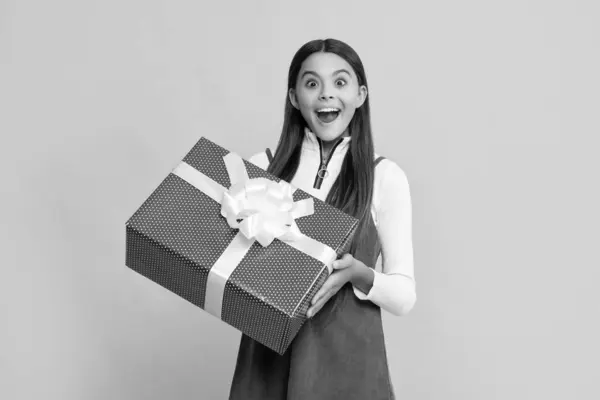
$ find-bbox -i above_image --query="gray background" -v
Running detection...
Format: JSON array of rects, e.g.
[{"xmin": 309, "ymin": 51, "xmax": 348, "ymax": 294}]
[{"xmin": 1, "ymin": 1, "xmax": 599, "ymax": 399}]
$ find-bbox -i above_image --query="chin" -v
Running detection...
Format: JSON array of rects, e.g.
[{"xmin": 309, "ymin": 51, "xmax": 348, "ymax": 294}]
[{"xmin": 310, "ymin": 122, "xmax": 349, "ymax": 142}]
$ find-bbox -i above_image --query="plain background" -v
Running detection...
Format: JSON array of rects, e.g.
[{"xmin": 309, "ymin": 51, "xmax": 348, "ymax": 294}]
[{"xmin": 1, "ymin": 1, "xmax": 599, "ymax": 399}]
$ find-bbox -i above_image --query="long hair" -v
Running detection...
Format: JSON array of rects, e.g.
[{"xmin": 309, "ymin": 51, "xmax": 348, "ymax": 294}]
[{"xmin": 267, "ymin": 38, "xmax": 376, "ymax": 254}]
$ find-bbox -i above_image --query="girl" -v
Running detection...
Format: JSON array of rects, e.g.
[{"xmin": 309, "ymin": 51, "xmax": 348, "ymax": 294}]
[{"xmin": 229, "ymin": 38, "xmax": 416, "ymax": 400}]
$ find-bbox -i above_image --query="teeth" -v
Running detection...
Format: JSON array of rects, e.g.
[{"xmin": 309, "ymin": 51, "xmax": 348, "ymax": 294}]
[{"xmin": 317, "ymin": 108, "xmax": 339, "ymax": 113}]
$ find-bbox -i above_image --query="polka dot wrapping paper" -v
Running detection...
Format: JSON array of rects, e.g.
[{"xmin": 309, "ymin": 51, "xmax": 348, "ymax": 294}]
[{"xmin": 125, "ymin": 137, "xmax": 358, "ymax": 354}]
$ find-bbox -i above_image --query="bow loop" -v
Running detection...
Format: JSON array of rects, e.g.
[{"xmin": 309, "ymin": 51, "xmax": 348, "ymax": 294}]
[{"xmin": 220, "ymin": 156, "xmax": 311, "ymax": 247}]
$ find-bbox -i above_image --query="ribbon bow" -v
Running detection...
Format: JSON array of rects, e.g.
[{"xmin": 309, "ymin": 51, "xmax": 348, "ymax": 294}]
[
  {"xmin": 170, "ymin": 148, "xmax": 339, "ymax": 320},
  {"xmin": 220, "ymin": 154, "xmax": 313, "ymax": 247}
]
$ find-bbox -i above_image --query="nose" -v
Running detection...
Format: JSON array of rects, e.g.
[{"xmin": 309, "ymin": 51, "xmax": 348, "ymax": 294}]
[{"xmin": 319, "ymin": 83, "xmax": 335, "ymax": 100}]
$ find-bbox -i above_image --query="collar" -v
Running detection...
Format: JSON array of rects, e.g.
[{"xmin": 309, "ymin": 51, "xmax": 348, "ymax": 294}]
[{"xmin": 302, "ymin": 126, "xmax": 351, "ymax": 156}]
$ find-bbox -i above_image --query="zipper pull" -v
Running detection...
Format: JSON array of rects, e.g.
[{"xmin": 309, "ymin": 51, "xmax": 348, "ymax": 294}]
[{"xmin": 317, "ymin": 163, "xmax": 329, "ymax": 179}]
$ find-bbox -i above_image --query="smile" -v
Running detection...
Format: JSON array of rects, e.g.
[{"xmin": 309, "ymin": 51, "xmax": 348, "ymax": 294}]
[{"xmin": 316, "ymin": 108, "xmax": 340, "ymax": 124}]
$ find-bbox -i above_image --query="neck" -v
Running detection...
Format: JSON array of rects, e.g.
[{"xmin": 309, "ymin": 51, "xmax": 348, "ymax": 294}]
[
  {"xmin": 302, "ymin": 126, "xmax": 351, "ymax": 157},
  {"xmin": 316, "ymin": 130, "xmax": 350, "ymax": 157},
  {"xmin": 320, "ymin": 139, "xmax": 338, "ymax": 158}
]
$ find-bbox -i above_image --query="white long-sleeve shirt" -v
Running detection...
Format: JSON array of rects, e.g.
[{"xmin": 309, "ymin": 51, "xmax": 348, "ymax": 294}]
[{"xmin": 248, "ymin": 128, "xmax": 416, "ymax": 316}]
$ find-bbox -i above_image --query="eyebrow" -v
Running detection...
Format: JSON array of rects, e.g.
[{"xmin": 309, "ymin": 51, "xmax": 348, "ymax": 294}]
[{"xmin": 300, "ymin": 69, "xmax": 352, "ymax": 79}]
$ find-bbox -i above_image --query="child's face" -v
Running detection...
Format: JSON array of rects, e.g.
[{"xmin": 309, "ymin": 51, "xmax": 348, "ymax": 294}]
[{"xmin": 289, "ymin": 52, "xmax": 367, "ymax": 143}]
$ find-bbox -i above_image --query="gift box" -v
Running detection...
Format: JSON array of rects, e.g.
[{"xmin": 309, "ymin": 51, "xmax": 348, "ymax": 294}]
[{"xmin": 125, "ymin": 137, "xmax": 358, "ymax": 354}]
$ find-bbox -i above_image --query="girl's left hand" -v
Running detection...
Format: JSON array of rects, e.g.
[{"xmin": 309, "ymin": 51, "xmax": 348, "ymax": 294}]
[{"xmin": 306, "ymin": 253, "xmax": 357, "ymax": 318}]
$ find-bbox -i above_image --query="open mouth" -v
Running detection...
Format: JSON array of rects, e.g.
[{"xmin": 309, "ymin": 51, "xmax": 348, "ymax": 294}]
[{"xmin": 316, "ymin": 108, "xmax": 340, "ymax": 124}]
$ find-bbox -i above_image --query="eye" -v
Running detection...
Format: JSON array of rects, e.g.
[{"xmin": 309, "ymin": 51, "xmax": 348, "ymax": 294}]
[
  {"xmin": 305, "ymin": 80, "xmax": 318, "ymax": 88},
  {"xmin": 335, "ymin": 79, "xmax": 347, "ymax": 87}
]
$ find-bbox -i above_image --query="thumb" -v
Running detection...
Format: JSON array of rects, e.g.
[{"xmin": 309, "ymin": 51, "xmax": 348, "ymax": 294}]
[{"xmin": 332, "ymin": 253, "xmax": 354, "ymax": 270}]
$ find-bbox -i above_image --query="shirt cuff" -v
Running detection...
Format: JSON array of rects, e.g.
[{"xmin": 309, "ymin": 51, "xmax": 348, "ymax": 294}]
[
  {"xmin": 352, "ymin": 270, "xmax": 417, "ymax": 316},
  {"xmin": 352, "ymin": 269, "xmax": 380, "ymax": 300}
]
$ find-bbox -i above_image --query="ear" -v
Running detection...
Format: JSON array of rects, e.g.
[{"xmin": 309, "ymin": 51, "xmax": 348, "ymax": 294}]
[
  {"xmin": 289, "ymin": 88, "xmax": 300, "ymax": 110},
  {"xmin": 356, "ymin": 85, "xmax": 368, "ymax": 108}
]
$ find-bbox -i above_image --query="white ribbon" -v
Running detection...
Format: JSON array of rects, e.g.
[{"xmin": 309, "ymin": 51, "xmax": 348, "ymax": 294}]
[{"xmin": 171, "ymin": 152, "xmax": 337, "ymax": 319}]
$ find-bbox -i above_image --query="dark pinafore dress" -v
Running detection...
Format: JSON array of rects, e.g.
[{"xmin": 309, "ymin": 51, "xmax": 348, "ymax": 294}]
[{"xmin": 229, "ymin": 155, "xmax": 395, "ymax": 400}]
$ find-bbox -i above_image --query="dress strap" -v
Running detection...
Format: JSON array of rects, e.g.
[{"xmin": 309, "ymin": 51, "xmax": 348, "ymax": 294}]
[
  {"xmin": 265, "ymin": 148, "xmax": 273, "ymax": 164},
  {"xmin": 374, "ymin": 156, "xmax": 386, "ymax": 167}
]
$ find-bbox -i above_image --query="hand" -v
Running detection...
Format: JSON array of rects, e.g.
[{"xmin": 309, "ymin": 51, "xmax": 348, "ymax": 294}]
[{"xmin": 306, "ymin": 254, "xmax": 357, "ymax": 318}]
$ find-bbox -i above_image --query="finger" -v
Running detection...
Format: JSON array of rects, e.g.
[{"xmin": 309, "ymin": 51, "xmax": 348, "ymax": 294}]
[
  {"xmin": 332, "ymin": 253, "xmax": 354, "ymax": 270},
  {"xmin": 308, "ymin": 304, "xmax": 322, "ymax": 318},
  {"xmin": 307, "ymin": 293, "xmax": 330, "ymax": 318},
  {"xmin": 311, "ymin": 289, "xmax": 322, "ymax": 306},
  {"xmin": 334, "ymin": 253, "xmax": 353, "ymax": 269},
  {"xmin": 311, "ymin": 287, "xmax": 327, "ymax": 306},
  {"xmin": 311, "ymin": 280, "xmax": 333, "ymax": 305}
]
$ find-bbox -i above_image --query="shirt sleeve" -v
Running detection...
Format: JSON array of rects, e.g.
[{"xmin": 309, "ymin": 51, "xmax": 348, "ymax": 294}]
[{"xmin": 352, "ymin": 159, "xmax": 417, "ymax": 316}]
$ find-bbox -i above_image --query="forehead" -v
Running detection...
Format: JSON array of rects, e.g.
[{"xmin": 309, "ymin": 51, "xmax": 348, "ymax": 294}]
[{"xmin": 299, "ymin": 52, "xmax": 356, "ymax": 78}]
